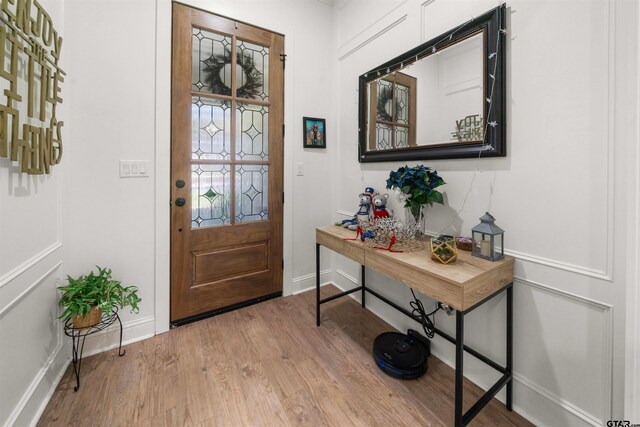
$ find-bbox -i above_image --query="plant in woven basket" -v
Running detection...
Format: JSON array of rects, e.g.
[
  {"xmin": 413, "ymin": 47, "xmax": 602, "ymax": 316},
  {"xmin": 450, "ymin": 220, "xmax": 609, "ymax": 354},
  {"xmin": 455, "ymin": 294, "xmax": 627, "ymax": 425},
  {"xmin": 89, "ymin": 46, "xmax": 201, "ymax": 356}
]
[{"xmin": 58, "ymin": 266, "xmax": 141, "ymax": 328}]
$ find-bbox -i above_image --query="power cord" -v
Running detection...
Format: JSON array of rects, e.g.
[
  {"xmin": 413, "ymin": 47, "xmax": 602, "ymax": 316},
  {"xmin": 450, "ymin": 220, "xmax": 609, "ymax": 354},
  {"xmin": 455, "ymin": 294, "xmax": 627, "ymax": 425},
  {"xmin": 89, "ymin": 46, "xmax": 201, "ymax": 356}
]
[{"xmin": 410, "ymin": 288, "xmax": 440, "ymax": 339}]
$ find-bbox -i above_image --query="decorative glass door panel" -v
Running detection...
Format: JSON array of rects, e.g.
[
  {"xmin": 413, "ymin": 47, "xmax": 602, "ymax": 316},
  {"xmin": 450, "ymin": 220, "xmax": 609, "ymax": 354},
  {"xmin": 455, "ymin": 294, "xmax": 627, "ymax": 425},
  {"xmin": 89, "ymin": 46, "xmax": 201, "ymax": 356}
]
[
  {"xmin": 189, "ymin": 26, "xmax": 271, "ymax": 230},
  {"xmin": 235, "ymin": 164, "xmax": 268, "ymax": 223},
  {"xmin": 191, "ymin": 164, "xmax": 231, "ymax": 228},
  {"xmin": 236, "ymin": 103, "xmax": 269, "ymax": 161},
  {"xmin": 235, "ymin": 39, "xmax": 269, "ymax": 101},
  {"xmin": 191, "ymin": 97, "xmax": 231, "ymax": 161},
  {"xmin": 192, "ymin": 28, "xmax": 233, "ymax": 95}
]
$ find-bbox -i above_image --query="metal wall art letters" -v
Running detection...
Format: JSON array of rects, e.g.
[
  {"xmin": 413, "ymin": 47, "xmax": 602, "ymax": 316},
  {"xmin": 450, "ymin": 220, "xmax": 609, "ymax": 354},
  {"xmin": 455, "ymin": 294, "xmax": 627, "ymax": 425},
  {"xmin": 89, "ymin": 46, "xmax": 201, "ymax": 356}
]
[{"xmin": 0, "ymin": 0, "xmax": 64, "ymax": 175}]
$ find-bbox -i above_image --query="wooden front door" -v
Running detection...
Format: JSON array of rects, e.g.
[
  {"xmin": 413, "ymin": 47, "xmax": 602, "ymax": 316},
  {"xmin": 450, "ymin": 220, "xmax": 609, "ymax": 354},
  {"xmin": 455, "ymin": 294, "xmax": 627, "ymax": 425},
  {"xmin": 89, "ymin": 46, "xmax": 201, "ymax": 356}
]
[{"xmin": 171, "ymin": 4, "xmax": 284, "ymax": 323}]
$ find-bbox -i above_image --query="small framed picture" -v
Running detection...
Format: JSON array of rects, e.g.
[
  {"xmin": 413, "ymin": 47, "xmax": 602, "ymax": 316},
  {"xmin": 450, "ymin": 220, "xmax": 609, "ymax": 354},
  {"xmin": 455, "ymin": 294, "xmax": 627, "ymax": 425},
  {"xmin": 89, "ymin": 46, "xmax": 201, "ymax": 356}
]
[{"xmin": 303, "ymin": 117, "xmax": 326, "ymax": 149}]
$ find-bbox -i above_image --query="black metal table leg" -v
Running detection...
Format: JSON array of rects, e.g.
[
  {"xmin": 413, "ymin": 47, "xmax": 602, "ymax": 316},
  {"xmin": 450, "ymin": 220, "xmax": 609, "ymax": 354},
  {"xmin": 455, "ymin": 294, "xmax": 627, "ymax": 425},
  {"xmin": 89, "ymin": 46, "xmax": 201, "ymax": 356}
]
[
  {"xmin": 316, "ymin": 243, "xmax": 321, "ymax": 326},
  {"xmin": 455, "ymin": 310, "xmax": 465, "ymax": 427},
  {"xmin": 361, "ymin": 265, "xmax": 366, "ymax": 308},
  {"xmin": 506, "ymin": 284, "xmax": 513, "ymax": 410}
]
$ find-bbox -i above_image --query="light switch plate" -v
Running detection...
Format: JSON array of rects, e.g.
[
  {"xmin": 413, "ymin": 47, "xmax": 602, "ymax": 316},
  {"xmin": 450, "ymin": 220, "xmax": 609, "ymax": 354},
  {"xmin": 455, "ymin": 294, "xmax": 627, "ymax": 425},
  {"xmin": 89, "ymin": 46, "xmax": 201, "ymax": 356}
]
[{"xmin": 120, "ymin": 160, "xmax": 150, "ymax": 178}]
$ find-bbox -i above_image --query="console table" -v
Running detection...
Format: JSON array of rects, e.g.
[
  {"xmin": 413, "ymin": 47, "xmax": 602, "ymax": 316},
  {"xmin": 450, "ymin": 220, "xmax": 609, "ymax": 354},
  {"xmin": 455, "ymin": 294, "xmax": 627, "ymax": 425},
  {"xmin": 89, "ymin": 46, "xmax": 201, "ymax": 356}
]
[{"xmin": 315, "ymin": 225, "xmax": 514, "ymax": 426}]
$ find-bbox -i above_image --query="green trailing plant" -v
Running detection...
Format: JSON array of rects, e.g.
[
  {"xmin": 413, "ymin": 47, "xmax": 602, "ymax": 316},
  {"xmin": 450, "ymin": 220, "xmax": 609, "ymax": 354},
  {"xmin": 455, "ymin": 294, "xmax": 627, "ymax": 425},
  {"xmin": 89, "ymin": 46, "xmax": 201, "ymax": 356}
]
[
  {"xmin": 386, "ymin": 164, "xmax": 446, "ymax": 220},
  {"xmin": 57, "ymin": 266, "xmax": 141, "ymax": 321}
]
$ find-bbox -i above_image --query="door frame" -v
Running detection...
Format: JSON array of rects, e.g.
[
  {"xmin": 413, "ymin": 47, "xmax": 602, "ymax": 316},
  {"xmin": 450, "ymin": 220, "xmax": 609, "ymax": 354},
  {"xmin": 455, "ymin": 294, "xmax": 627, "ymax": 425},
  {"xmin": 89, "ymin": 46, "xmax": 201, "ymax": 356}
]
[{"xmin": 154, "ymin": 0, "xmax": 294, "ymax": 334}]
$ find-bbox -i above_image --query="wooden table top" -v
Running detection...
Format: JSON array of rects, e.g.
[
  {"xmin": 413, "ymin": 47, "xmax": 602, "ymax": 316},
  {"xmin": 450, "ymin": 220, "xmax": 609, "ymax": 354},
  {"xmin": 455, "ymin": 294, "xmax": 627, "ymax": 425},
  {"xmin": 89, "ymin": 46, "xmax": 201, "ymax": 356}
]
[{"xmin": 316, "ymin": 225, "xmax": 514, "ymax": 311}]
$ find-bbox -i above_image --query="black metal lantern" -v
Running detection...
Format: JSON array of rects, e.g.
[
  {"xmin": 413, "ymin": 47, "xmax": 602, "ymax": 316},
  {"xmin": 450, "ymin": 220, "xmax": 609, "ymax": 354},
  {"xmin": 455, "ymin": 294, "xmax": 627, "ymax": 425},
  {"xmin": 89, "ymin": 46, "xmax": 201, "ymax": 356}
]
[{"xmin": 471, "ymin": 212, "xmax": 504, "ymax": 261}]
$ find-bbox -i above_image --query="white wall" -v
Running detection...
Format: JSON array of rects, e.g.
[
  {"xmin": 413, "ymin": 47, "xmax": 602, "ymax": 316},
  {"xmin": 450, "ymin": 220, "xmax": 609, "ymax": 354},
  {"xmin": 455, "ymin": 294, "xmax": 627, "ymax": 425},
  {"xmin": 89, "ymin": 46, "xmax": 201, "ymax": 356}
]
[
  {"xmin": 331, "ymin": 0, "xmax": 639, "ymax": 426},
  {"xmin": 0, "ymin": 1, "xmax": 69, "ymax": 426},
  {"xmin": 2, "ymin": 0, "xmax": 335, "ymax": 423},
  {"xmin": 3, "ymin": 0, "xmax": 638, "ymax": 425},
  {"xmin": 61, "ymin": 0, "xmax": 336, "ymax": 337},
  {"xmin": 61, "ymin": 0, "xmax": 158, "ymax": 349}
]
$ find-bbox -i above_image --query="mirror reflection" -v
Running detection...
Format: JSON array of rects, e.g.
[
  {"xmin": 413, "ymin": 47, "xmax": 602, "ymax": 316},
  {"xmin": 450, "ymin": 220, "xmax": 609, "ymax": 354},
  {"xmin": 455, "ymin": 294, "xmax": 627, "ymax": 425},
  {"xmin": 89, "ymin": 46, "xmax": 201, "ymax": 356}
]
[{"xmin": 366, "ymin": 31, "xmax": 484, "ymax": 152}]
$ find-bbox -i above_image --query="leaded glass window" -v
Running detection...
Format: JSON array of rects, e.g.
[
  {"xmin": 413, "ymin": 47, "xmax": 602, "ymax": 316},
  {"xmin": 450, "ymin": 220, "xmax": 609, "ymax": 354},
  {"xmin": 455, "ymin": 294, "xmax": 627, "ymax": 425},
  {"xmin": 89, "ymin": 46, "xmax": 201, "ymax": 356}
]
[
  {"xmin": 190, "ymin": 26, "xmax": 272, "ymax": 229},
  {"xmin": 192, "ymin": 164, "xmax": 231, "ymax": 227},
  {"xmin": 235, "ymin": 165, "xmax": 269, "ymax": 223}
]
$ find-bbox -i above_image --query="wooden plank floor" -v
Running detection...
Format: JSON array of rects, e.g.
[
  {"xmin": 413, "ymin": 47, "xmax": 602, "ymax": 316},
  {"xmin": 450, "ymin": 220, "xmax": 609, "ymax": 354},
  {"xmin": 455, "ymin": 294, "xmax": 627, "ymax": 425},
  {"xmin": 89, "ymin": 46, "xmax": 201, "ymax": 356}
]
[{"xmin": 38, "ymin": 285, "xmax": 533, "ymax": 426}]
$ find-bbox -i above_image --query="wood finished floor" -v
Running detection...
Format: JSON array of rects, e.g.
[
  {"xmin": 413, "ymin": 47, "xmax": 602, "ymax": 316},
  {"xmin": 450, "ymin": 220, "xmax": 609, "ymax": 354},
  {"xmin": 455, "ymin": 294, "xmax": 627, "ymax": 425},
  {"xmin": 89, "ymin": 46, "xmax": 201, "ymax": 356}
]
[{"xmin": 38, "ymin": 285, "xmax": 533, "ymax": 426}]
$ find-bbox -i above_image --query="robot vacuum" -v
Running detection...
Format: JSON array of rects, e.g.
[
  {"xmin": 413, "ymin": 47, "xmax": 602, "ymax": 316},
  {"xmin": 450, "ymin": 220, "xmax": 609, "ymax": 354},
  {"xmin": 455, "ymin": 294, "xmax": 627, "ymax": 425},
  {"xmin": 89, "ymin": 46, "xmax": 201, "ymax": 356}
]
[{"xmin": 372, "ymin": 329, "xmax": 430, "ymax": 379}]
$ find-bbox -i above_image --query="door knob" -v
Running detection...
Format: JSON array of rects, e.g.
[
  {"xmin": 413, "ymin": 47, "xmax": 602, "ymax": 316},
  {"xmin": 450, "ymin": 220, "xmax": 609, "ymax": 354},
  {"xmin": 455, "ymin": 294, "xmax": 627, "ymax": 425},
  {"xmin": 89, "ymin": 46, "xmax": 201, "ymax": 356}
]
[
  {"xmin": 176, "ymin": 179, "xmax": 185, "ymax": 188},
  {"xmin": 175, "ymin": 198, "xmax": 186, "ymax": 207}
]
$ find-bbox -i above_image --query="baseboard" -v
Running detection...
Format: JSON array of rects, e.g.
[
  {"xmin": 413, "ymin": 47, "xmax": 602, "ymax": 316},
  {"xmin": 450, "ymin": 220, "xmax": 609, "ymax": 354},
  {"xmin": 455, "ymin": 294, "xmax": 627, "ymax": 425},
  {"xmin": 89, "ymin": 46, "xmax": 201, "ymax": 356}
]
[
  {"xmin": 291, "ymin": 269, "xmax": 334, "ymax": 295},
  {"xmin": 81, "ymin": 315, "xmax": 156, "ymax": 358},
  {"xmin": 4, "ymin": 335, "xmax": 68, "ymax": 427}
]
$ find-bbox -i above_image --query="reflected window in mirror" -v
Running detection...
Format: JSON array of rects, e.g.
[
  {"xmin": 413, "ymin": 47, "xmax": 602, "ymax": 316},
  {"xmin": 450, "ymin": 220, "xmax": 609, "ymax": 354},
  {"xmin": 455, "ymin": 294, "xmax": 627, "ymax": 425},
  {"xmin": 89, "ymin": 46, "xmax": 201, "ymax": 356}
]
[{"xmin": 368, "ymin": 72, "xmax": 416, "ymax": 150}]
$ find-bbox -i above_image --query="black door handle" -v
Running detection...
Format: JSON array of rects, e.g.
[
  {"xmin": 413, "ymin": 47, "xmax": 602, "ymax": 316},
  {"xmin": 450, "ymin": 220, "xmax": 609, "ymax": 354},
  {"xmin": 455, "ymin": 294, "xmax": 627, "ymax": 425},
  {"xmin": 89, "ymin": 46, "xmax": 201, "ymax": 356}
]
[
  {"xmin": 175, "ymin": 198, "xmax": 186, "ymax": 207},
  {"xmin": 176, "ymin": 179, "xmax": 185, "ymax": 188}
]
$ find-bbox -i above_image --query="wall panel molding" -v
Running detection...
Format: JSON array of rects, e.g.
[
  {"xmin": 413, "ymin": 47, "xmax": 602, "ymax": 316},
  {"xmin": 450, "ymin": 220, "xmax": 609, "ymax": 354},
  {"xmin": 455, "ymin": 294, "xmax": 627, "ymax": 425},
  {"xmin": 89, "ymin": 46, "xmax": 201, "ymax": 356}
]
[
  {"xmin": 0, "ymin": 242, "xmax": 62, "ymax": 289},
  {"xmin": 2, "ymin": 264, "xmax": 66, "ymax": 427},
  {"xmin": 506, "ymin": 248, "xmax": 612, "ymax": 281},
  {"xmin": 420, "ymin": 0, "xmax": 436, "ymax": 43},
  {"xmin": 338, "ymin": 0, "xmax": 408, "ymax": 51},
  {"xmin": 514, "ymin": 277, "xmax": 613, "ymax": 424},
  {"xmin": 437, "ymin": 226, "xmax": 614, "ymax": 281},
  {"xmin": 338, "ymin": 14, "xmax": 408, "ymax": 62},
  {"xmin": 3, "ymin": 329, "xmax": 66, "ymax": 427},
  {"xmin": 514, "ymin": 276, "xmax": 612, "ymax": 310},
  {"xmin": 0, "ymin": 261, "xmax": 62, "ymax": 318},
  {"xmin": 604, "ymin": 0, "xmax": 616, "ymax": 285},
  {"xmin": 512, "ymin": 372, "xmax": 602, "ymax": 427}
]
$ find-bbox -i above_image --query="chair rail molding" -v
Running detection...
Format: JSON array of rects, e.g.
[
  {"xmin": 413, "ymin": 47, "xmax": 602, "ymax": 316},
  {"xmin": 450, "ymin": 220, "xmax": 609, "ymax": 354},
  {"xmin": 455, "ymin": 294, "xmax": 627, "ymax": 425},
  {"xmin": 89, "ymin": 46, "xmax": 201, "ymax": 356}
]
[{"xmin": 0, "ymin": 242, "xmax": 62, "ymax": 288}]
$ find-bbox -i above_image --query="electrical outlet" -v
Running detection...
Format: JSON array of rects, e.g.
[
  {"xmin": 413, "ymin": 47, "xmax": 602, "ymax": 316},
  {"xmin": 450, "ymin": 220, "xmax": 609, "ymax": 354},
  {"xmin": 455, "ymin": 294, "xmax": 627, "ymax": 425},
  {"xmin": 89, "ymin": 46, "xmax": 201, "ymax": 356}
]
[{"xmin": 438, "ymin": 302, "xmax": 454, "ymax": 316}]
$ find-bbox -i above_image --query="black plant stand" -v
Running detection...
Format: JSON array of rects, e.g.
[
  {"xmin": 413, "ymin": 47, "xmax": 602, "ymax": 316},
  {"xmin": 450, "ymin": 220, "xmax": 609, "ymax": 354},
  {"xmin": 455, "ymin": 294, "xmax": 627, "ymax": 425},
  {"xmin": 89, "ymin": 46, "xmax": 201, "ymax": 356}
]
[{"xmin": 63, "ymin": 307, "xmax": 124, "ymax": 391}]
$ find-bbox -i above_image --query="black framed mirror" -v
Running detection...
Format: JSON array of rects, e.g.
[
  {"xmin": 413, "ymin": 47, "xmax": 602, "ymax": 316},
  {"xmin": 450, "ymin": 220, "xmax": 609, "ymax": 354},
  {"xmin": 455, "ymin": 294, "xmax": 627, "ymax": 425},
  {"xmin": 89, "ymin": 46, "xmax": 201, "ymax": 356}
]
[{"xmin": 358, "ymin": 5, "xmax": 506, "ymax": 163}]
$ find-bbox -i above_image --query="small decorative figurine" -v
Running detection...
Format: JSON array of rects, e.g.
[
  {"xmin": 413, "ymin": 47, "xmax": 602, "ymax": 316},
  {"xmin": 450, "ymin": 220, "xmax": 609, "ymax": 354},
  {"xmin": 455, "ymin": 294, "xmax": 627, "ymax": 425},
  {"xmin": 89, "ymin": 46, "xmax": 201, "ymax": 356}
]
[
  {"xmin": 354, "ymin": 192, "xmax": 373, "ymax": 223},
  {"xmin": 371, "ymin": 194, "xmax": 390, "ymax": 219},
  {"xmin": 338, "ymin": 187, "xmax": 377, "ymax": 230}
]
